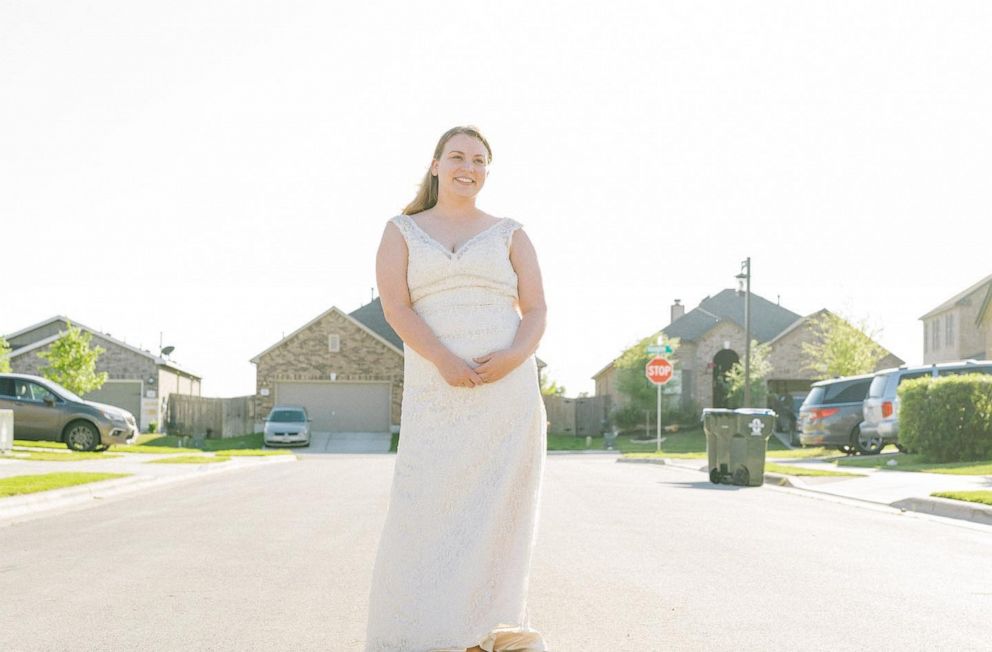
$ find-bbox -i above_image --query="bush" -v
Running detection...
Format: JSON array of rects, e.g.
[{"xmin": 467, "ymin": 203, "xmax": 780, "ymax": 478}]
[{"xmin": 899, "ymin": 374, "xmax": 992, "ymax": 462}]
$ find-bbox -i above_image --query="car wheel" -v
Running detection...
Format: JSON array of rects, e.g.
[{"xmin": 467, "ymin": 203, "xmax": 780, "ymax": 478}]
[
  {"xmin": 65, "ymin": 421, "xmax": 100, "ymax": 452},
  {"xmin": 837, "ymin": 444, "xmax": 855, "ymax": 455},
  {"xmin": 853, "ymin": 425, "xmax": 884, "ymax": 455},
  {"xmin": 733, "ymin": 466, "xmax": 750, "ymax": 486}
]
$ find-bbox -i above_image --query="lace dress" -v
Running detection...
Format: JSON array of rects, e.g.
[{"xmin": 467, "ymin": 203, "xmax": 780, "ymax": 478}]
[{"xmin": 364, "ymin": 214, "xmax": 548, "ymax": 652}]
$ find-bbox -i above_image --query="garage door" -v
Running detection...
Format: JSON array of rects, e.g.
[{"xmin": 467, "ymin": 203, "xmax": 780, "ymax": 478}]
[
  {"xmin": 83, "ymin": 380, "xmax": 142, "ymax": 420},
  {"xmin": 274, "ymin": 382, "xmax": 391, "ymax": 433}
]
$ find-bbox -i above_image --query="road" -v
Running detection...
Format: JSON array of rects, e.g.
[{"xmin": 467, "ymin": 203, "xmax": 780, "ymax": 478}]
[{"xmin": 1, "ymin": 454, "xmax": 990, "ymax": 651}]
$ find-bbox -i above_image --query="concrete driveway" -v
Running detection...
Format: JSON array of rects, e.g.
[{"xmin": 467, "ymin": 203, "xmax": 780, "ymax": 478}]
[{"xmin": 285, "ymin": 431, "xmax": 392, "ymax": 455}]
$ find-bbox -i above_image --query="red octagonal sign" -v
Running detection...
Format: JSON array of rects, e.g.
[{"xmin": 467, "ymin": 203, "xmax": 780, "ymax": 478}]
[{"xmin": 645, "ymin": 357, "xmax": 674, "ymax": 385}]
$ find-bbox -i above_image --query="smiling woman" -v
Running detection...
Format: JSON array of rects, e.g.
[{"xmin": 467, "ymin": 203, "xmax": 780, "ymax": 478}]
[{"xmin": 364, "ymin": 126, "xmax": 549, "ymax": 652}]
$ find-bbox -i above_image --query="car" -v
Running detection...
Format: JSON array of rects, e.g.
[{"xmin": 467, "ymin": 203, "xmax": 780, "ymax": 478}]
[
  {"xmin": 0, "ymin": 373, "xmax": 139, "ymax": 452},
  {"xmin": 263, "ymin": 405, "xmax": 312, "ymax": 447},
  {"xmin": 798, "ymin": 374, "xmax": 876, "ymax": 454},
  {"xmin": 861, "ymin": 359, "xmax": 992, "ymax": 452}
]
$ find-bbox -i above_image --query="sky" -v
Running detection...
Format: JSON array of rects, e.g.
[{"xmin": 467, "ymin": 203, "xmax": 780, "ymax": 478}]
[{"xmin": 2, "ymin": 1, "xmax": 990, "ymax": 398}]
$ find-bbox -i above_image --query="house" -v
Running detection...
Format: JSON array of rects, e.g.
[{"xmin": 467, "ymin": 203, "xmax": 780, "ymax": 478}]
[
  {"xmin": 919, "ymin": 272, "xmax": 992, "ymax": 363},
  {"xmin": 3, "ymin": 316, "xmax": 201, "ymax": 431},
  {"xmin": 593, "ymin": 291, "xmax": 903, "ymax": 410},
  {"xmin": 251, "ymin": 297, "xmax": 547, "ymax": 435}
]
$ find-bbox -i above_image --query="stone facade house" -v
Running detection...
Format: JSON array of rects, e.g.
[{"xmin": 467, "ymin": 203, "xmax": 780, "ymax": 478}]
[
  {"xmin": 3, "ymin": 316, "xmax": 201, "ymax": 431},
  {"xmin": 919, "ymin": 272, "xmax": 992, "ymax": 363},
  {"xmin": 593, "ymin": 290, "xmax": 903, "ymax": 411}
]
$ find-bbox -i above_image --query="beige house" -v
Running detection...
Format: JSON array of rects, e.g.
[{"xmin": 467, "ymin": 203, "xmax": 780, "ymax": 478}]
[
  {"xmin": 919, "ymin": 272, "xmax": 992, "ymax": 364},
  {"xmin": 3, "ymin": 316, "xmax": 201, "ymax": 431},
  {"xmin": 593, "ymin": 291, "xmax": 902, "ymax": 411}
]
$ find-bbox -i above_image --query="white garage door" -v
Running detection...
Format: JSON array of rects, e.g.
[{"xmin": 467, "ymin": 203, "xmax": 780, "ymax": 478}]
[
  {"xmin": 274, "ymin": 382, "xmax": 391, "ymax": 433},
  {"xmin": 84, "ymin": 380, "xmax": 142, "ymax": 420}
]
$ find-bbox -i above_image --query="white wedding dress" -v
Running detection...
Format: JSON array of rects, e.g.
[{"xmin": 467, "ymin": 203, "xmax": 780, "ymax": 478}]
[{"xmin": 364, "ymin": 214, "xmax": 549, "ymax": 652}]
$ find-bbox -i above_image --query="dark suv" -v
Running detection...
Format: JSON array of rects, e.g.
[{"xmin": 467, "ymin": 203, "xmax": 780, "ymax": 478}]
[
  {"xmin": 798, "ymin": 374, "xmax": 878, "ymax": 454},
  {"xmin": 0, "ymin": 373, "xmax": 138, "ymax": 451}
]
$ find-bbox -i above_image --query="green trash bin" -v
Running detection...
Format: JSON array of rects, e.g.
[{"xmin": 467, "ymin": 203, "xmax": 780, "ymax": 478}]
[
  {"xmin": 702, "ymin": 408, "xmax": 737, "ymax": 485},
  {"xmin": 704, "ymin": 407, "xmax": 776, "ymax": 486}
]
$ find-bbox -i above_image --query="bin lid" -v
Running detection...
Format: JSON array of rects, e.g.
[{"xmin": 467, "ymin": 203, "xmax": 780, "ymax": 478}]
[
  {"xmin": 733, "ymin": 408, "xmax": 776, "ymax": 416},
  {"xmin": 701, "ymin": 408, "xmax": 735, "ymax": 415}
]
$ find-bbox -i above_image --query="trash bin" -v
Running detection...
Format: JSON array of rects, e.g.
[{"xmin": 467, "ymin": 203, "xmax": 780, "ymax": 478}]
[{"xmin": 704, "ymin": 407, "xmax": 777, "ymax": 486}]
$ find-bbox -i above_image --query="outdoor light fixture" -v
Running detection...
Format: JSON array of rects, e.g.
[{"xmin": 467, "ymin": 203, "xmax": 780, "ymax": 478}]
[{"xmin": 735, "ymin": 257, "xmax": 752, "ymax": 408}]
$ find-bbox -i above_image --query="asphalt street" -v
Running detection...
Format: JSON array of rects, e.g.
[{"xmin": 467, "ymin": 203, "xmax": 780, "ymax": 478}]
[{"xmin": 1, "ymin": 454, "xmax": 990, "ymax": 651}]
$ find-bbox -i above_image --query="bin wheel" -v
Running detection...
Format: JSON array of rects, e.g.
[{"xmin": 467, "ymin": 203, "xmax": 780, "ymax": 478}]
[
  {"xmin": 733, "ymin": 467, "xmax": 750, "ymax": 486},
  {"xmin": 709, "ymin": 468, "xmax": 722, "ymax": 484}
]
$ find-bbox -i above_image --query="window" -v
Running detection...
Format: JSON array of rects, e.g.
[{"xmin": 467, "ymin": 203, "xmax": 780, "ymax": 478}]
[
  {"xmin": 0, "ymin": 378, "xmax": 14, "ymax": 398},
  {"xmin": 13, "ymin": 380, "xmax": 55, "ymax": 402},
  {"xmin": 945, "ymin": 313, "xmax": 955, "ymax": 347},
  {"xmin": 931, "ymin": 318, "xmax": 941, "ymax": 350},
  {"xmin": 824, "ymin": 379, "xmax": 871, "ymax": 404},
  {"xmin": 328, "ymin": 334, "xmax": 340, "ymax": 352}
]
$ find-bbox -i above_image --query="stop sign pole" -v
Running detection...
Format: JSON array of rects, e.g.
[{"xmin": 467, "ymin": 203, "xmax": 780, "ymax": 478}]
[{"xmin": 645, "ymin": 355, "xmax": 674, "ymax": 452}]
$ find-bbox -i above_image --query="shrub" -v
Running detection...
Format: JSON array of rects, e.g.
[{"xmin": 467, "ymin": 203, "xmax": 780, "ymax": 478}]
[{"xmin": 899, "ymin": 374, "xmax": 992, "ymax": 462}]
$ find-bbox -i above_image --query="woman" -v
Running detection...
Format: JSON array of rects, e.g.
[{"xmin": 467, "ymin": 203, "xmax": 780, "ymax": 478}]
[{"xmin": 364, "ymin": 126, "xmax": 549, "ymax": 652}]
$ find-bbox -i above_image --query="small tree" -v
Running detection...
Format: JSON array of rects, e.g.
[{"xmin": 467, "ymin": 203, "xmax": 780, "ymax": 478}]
[
  {"xmin": 724, "ymin": 339, "xmax": 772, "ymax": 408},
  {"xmin": 540, "ymin": 376, "xmax": 566, "ymax": 396},
  {"xmin": 0, "ymin": 335, "xmax": 11, "ymax": 373},
  {"xmin": 612, "ymin": 332, "xmax": 681, "ymax": 429},
  {"xmin": 802, "ymin": 311, "xmax": 887, "ymax": 379},
  {"xmin": 36, "ymin": 322, "xmax": 108, "ymax": 396}
]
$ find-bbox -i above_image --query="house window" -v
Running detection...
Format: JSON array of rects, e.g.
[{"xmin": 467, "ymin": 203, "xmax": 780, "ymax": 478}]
[
  {"xmin": 328, "ymin": 334, "xmax": 340, "ymax": 352},
  {"xmin": 945, "ymin": 313, "xmax": 955, "ymax": 347},
  {"xmin": 931, "ymin": 318, "xmax": 941, "ymax": 351}
]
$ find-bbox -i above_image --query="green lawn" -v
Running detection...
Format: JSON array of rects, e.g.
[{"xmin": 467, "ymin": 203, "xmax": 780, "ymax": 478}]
[
  {"xmin": 0, "ymin": 472, "xmax": 132, "ymax": 497},
  {"xmin": 764, "ymin": 462, "xmax": 863, "ymax": 478},
  {"xmin": 836, "ymin": 454, "xmax": 992, "ymax": 475},
  {"xmin": 551, "ymin": 428, "xmax": 709, "ymax": 456},
  {"xmin": 931, "ymin": 490, "xmax": 992, "ymax": 506},
  {"xmin": 3, "ymin": 451, "xmax": 124, "ymax": 462}
]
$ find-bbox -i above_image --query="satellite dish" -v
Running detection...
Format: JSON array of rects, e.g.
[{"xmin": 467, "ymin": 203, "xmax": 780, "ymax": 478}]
[{"xmin": 161, "ymin": 346, "xmax": 175, "ymax": 356}]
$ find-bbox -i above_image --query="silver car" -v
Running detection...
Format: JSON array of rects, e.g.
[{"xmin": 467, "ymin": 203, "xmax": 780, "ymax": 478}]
[
  {"xmin": 862, "ymin": 359, "xmax": 992, "ymax": 451},
  {"xmin": 263, "ymin": 405, "xmax": 311, "ymax": 447},
  {"xmin": 0, "ymin": 373, "xmax": 139, "ymax": 451}
]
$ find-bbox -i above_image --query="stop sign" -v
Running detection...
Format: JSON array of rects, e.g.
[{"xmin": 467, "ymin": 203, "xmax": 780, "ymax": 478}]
[{"xmin": 645, "ymin": 357, "xmax": 673, "ymax": 385}]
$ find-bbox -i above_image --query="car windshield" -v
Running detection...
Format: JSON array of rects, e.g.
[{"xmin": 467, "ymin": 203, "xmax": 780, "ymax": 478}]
[{"xmin": 268, "ymin": 410, "xmax": 306, "ymax": 423}]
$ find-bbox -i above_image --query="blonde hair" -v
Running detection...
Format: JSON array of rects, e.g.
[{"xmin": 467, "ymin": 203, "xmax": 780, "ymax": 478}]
[{"xmin": 403, "ymin": 125, "xmax": 493, "ymax": 215}]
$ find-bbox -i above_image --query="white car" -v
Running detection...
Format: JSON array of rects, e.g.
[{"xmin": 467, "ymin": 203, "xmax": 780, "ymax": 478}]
[{"xmin": 263, "ymin": 405, "xmax": 311, "ymax": 447}]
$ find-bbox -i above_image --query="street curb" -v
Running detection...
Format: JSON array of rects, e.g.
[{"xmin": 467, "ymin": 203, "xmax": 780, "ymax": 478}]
[
  {"xmin": 0, "ymin": 454, "xmax": 296, "ymax": 524},
  {"xmin": 890, "ymin": 496, "xmax": 992, "ymax": 526}
]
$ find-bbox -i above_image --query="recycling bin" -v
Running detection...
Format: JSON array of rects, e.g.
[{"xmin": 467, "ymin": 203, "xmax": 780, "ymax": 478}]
[{"xmin": 704, "ymin": 408, "xmax": 776, "ymax": 486}]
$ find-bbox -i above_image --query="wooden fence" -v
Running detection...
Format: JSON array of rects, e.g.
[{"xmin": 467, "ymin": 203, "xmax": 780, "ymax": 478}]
[
  {"xmin": 542, "ymin": 394, "xmax": 611, "ymax": 437},
  {"xmin": 167, "ymin": 395, "xmax": 255, "ymax": 439}
]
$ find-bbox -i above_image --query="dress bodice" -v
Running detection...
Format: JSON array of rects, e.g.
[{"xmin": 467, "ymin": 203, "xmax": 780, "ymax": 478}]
[{"xmin": 388, "ymin": 213, "xmax": 523, "ymax": 311}]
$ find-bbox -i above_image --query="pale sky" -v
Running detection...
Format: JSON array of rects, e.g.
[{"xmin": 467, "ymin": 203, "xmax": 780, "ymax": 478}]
[{"xmin": 2, "ymin": 1, "xmax": 990, "ymax": 397}]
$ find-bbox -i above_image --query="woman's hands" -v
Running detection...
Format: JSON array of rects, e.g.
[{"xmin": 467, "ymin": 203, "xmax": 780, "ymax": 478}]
[
  {"xmin": 436, "ymin": 352, "xmax": 485, "ymax": 388},
  {"xmin": 472, "ymin": 348, "xmax": 525, "ymax": 385}
]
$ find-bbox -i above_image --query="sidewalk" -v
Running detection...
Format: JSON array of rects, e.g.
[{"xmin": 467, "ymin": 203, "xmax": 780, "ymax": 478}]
[
  {"xmin": 0, "ymin": 445, "xmax": 296, "ymax": 525},
  {"xmin": 620, "ymin": 451, "xmax": 992, "ymax": 527}
]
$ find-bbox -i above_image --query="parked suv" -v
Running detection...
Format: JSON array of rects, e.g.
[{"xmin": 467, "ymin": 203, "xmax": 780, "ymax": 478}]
[
  {"xmin": 0, "ymin": 373, "xmax": 139, "ymax": 451},
  {"xmin": 861, "ymin": 359, "xmax": 992, "ymax": 451},
  {"xmin": 798, "ymin": 374, "xmax": 877, "ymax": 454}
]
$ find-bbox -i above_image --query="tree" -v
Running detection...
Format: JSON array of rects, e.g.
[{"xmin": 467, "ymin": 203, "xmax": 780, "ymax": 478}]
[
  {"xmin": 724, "ymin": 339, "xmax": 772, "ymax": 409},
  {"xmin": 611, "ymin": 332, "xmax": 681, "ymax": 429},
  {"xmin": 540, "ymin": 376, "xmax": 566, "ymax": 396},
  {"xmin": 36, "ymin": 322, "xmax": 108, "ymax": 396},
  {"xmin": 801, "ymin": 311, "xmax": 887, "ymax": 379},
  {"xmin": 0, "ymin": 335, "xmax": 10, "ymax": 373}
]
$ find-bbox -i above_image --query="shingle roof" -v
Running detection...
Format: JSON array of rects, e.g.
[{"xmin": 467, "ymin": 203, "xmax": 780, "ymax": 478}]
[
  {"xmin": 349, "ymin": 298, "xmax": 403, "ymax": 350},
  {"xmin": 662, "ymin": 289, "xmax": 802, "ymax": 343},
  {"xmin": 919, "ymin": 271, "xmax": 992, "ymax": 320}
]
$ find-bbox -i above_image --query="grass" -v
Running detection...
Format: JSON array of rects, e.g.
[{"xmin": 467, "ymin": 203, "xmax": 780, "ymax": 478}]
[
  {"xmin": 836, "ymin": 454, "xmax": 992, "ymax": 475},
  {"xmin": 550, "ymin": 428, "xmax": 709, "ymax": 456},
  {"xmin": 2, "ymin": 451, "xmax": 124, "ymax": 462},
  {"xmin": 146, "ymin": 455, "xmax": 233, "ymax": 465},
  {"xmin": 764, "ymin": 462, "xmax": 863, "ymax": 478},
  {"xmin": 931, "ymin": 490, "xmax": 992, "ymax": 506},
  {"xmin": 0, "ymin": 472, "xmax": 132, "ymax": 497},
  {"xmin": 14, "ymin": 433, "xmax": 273, "ymax": 455}
]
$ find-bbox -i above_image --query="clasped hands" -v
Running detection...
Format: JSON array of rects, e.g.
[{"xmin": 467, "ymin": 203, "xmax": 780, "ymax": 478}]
[{"xmin": 437, "ymin": 347, "xmax": 525, "ymax": 388}]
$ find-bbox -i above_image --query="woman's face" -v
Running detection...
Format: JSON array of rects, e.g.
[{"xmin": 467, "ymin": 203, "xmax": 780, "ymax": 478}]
[{"xmin": 431, "ymin": 133, "xmax": 489, "ymax": 199}]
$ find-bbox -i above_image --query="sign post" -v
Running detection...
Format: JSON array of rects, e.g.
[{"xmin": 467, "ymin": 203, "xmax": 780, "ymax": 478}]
[{"xmin": 645, "ymin": 355, "xmax": 674, "ymax": 452}]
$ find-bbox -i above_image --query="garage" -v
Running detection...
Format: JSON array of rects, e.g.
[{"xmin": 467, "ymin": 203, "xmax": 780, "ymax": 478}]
[
  {"xmin": 83, "ymin": 380, "xmax": 142, "ymax": 421},
  {"xmin": 274, "ymin": 382, "xmax": 391, "ymax": 433}
]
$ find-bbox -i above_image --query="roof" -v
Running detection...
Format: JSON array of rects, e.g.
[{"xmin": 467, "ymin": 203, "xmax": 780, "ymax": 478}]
[
  {"xmin": 919, "ymin": 271, "xmax": 992, "ymax": 320},
  {"xmin": 4, "ymin": 315, "xmax": 200, "ymax": 378},
  {"xmin": 663, "ymin": 289, "xmax": 802, "ymax": 343},
  {"xmin": 349, "ymin": 298, "xmax": 403, "ymax": 350},
  {"xmin": 250, "ymin": 305, "xmax": 404, "ymax": 363}
]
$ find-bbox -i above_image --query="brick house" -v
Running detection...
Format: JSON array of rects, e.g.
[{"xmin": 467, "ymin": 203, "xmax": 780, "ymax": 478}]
[
  {"xmin": 3, "ymin": 316, "xmax": 201, "ymax": 431},
  {"xmin": 919, "ymin": 272, "xmax": 992, "ymax": 363},
  {"xmin": 593, "ymin": 290, "xmax": 903, "ymax": 411}
]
